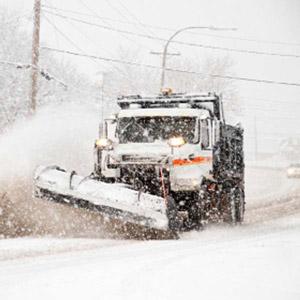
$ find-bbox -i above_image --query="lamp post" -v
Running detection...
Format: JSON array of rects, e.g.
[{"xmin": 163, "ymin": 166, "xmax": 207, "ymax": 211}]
[{"xmin": 160, "ymin": 26, "xmax": 236, "ymax": 90}]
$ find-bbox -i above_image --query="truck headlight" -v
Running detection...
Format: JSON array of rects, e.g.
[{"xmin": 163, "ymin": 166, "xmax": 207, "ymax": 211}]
[
  {"xmin": 168, "ymin": 136, "xmax": 185, "ymax": 147},
  {"xmin": 95, "ymin": 138, "xmax": 112, "ymax": 149}
]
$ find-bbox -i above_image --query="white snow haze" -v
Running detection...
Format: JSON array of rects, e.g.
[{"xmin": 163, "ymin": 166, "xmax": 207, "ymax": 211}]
[{"xmin": 0, "ymin": 0, "xmax": 299, "ymax": 299}]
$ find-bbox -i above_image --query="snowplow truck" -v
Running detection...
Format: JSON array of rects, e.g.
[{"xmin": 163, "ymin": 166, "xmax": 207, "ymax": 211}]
[{"xmin": 34, "ymin": 92, "xmax": 244, "ymax": 233}]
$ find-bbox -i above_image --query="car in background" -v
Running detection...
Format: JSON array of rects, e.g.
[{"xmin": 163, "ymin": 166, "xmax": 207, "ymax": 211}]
[{"xmin": 287, "ymin": 163, "xmax": 300, "ymax": 178}]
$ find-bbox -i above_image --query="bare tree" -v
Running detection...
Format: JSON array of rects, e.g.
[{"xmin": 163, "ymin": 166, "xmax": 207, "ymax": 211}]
[
  {"xmin": 0, "ymin": 8, "xmax": 98, "ymax": 132},
  {"xmin": 104, "ymin": 48, "xmax": 239, "ymax": 115}
]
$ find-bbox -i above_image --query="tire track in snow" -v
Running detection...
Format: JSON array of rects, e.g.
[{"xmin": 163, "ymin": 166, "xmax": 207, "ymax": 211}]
[{"xmin": 245, "ymin": 194, "xmax": 300, "ymax": 224}]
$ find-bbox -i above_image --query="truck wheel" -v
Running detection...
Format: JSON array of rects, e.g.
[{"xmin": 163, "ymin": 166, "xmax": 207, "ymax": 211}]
[
  {"xmin": 166, "ymin": 196, "xmax": 181, "ymax": 232},
  {"xmin": 235, "ymin": 186, "xmax": 245, "ymax": 223},
  {"xmin": 227, "ymin": 186, "xmax": 245, "ymax": 224}
]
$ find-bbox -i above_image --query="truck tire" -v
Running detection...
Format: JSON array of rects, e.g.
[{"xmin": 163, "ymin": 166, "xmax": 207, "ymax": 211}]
[
  {"xmin": 227, "ymin": 186, "xmax": 245, "ymax": 224},
  {"xmin": 235, "ymin": 186, "xmax": 245, "ymax": 223}
]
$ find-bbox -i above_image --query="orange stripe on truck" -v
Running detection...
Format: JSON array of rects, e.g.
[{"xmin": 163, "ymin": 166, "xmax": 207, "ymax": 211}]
[{"xmin": 172, "ymin": 156, "xmax": 212, "ymax": 166}]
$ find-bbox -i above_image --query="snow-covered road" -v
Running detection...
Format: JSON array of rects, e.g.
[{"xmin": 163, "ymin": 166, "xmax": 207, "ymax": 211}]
[
  {"xmin": 0, "ymin": 167, "xmax": 299, "ymax": 300},
  {"xmin": 0, "ymin": 213, "xmax": 299, "ymax": 300}
]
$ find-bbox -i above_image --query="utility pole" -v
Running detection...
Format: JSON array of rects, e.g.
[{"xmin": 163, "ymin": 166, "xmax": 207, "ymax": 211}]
[{"xmin": 30, "ymin": 0, "xmax": 41, "ymax": 114}]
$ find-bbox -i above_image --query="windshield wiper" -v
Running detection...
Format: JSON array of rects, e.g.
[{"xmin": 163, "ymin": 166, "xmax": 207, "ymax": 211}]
[{"xmin": 120, "ymin": 118, "xmax": 134, "ymax": 134}]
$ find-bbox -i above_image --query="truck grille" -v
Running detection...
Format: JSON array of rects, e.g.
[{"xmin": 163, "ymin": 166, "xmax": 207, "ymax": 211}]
[{"xmin": 122, "ymin": 155, "xmax": 166, "ymax": 163}]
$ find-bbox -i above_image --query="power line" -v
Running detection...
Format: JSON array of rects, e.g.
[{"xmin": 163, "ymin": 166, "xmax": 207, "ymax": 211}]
[
  {"xmin": 43, "ymin": 14, "xmax": 84, "ymax": 54},
  {"xmin": 243, "ymin": 106, "xmax": 300, "ymax": 114},
  {"xmin": 78, "ymin": 0, "xmax": 149, "ymax": 50},
  {"xmin": 248, "ymin": 132, "xmax": 300, "ymax": 136},
  {"xmin": 242, "ymin": 113, "xmax": 300, "ymax": 121},
  {"xmin": 242, "ymin": 101, "xmax": 300, "ymax": 107},
  {"xmin": 76, "ymin": 0, "xmax": 147, "ymax": 88},
  {"xmin": 41, "ymin": 47, "xmax": 300, "ymax": 87},
  {"xmin": 247, "ymin": 136, "xmax": 300, "ymax": 141},
  {"xmin": 240, "ymin": 97, "xmax": 300, "ymax": 106},
  {"xmin": 190, "ymin": 32, "xmax": 300, "ymax": 48},
  {"xmin": 104, "ymin": 0, "xmax": 133, "ymax": 25},
  {"xmin": 43, "ymin": 11, "xmax": 132, "ymax": 92},
  {"xmin": 43, "ymin": 13, "xmax": 115, "ymax": 74},
  {"xmin": 48, "ymin": 0, "xmax": 61, "ymax": 55},
  {"xmin": 44, "ymin": 10, "xmax": 142, "ymax": 93},
  {"xmin": 49, "ymin": 8, "xmax": 133, "ymax": 83},
  {"xmin": 115, "ymin": 0, "xmax": 157, "ymax": 36},
  {"xmin": 0, "ymin": 60, "xmax": 67, "ymax": 88},
  {"xmin": 42, "ymin": 5, "xmax": 300, "ymax": 48},
  {"xmin": 0, "ymin": 60, "xmax": 31, "ymax": 69},
  {"xmin": 43, "ymin": 10, "xmax": 300, "ymax": 59}
]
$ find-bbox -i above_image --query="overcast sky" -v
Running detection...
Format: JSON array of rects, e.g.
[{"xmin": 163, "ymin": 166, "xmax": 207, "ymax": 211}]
[{"xmin": 3, "ymin": 0, "xmax": 300, "ymax": 154}]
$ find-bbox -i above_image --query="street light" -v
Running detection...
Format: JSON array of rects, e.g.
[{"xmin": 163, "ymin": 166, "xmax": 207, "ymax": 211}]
[
  {"xmin": 96, "ymin": 71, "xmax": 110, "ymax": 136},
  {"xmin": 160, "ymin": 26, "xmax": 236, "ymax": 90}
]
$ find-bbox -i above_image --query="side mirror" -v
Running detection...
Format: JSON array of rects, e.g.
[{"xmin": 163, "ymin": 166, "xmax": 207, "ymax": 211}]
[
  {"xmin": 103, "ymin": 116, "xmax": 118, "ymax": 142},
  {"xmin": 105, "ymin": 114, "xmax": 117, "ymax": 124}
]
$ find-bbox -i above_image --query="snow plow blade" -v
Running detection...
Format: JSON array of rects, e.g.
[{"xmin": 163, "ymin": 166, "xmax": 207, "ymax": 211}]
[{"xmin": 34, "ymin": 166, "xmax": 169, "ymax": 232}]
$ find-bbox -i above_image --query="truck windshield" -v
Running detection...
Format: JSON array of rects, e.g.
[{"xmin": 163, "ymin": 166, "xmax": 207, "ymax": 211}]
[{"xmin": 118, "ymin": 116, "xmax": 197, "ymax": 144}]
